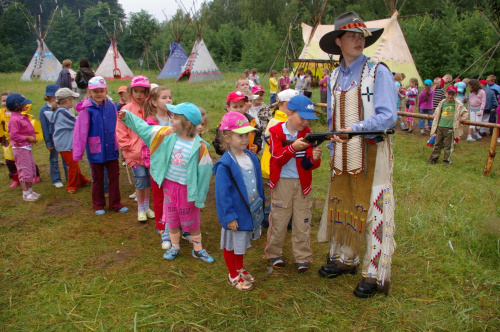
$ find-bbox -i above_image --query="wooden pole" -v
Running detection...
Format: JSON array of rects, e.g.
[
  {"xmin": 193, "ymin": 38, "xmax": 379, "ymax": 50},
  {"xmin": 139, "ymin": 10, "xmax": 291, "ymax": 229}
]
[
  {"xmin": 397, "ymin": 111, "xmax": 500, "ymax": 129},
  {"xmin": 484, "ymin": 127, "xmax": 499, "ymax": 176}
]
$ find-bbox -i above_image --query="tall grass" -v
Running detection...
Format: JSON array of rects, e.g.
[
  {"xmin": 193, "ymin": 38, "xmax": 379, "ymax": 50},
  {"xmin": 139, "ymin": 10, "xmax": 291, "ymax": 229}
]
[{"xmin": 0, "ymin": 71, "xmax": 499, "ymax": 331}]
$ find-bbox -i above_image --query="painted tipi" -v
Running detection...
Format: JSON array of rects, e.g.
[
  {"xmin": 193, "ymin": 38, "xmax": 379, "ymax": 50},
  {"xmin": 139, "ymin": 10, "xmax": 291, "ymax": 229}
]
[
  {"xmin": 18, "ymin": 6, "xmax": 62, "ymax": 81},
  {"xmin": 158, "ymin": 12, "xmax": 190, "ymax": 80},
  {"xmin": 176, "ymin": 7, "xmax": 222, "ymax": 83},
  {"xmin": 21, "ymin": 40, "xmax": 62, "ymax": 81}
]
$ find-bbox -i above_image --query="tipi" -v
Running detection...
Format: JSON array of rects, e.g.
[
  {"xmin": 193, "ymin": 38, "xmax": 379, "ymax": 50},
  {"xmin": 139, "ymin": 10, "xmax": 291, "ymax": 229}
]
[
  {"xmin": 157, "ymin": 11, "xmax": 190, "ymax": 80},
  {"xmin": 297, "ymin": 11, "xmax": 422, "ymax": 85},
  {"xmin": 19, "ymin": 6, "xmax": 62, "ymax": 81},
  {"xmin": 95, "ymin": 21, "xmax": 133, "ymax": 79},
  {"xmin": 176, "ymin": 6, "xmax": 222, "ymax": 83}
]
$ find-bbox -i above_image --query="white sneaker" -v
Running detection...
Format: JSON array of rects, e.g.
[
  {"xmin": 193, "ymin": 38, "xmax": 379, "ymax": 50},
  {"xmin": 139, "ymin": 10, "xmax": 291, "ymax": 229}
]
[
  {"xmin": 129, "ymin": 192, "xmax": 136, "ymax": 199},
  {"xmin": 161, "ymin": 241, "xmax": 172, "ymax": 250},
  {"xmin": 138, "ymin": 212, "xmax": 147, "ymax": 222},
  {"xmin": 53, "ymin": 182, "xmax": 63, "ymax": 188}
]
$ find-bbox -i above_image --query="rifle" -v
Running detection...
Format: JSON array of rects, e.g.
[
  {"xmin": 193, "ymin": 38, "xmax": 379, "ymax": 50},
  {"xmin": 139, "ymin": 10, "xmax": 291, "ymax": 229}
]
[{"xmin": 304, "ymin": 129, "xmax": 395, "ymax": 146}]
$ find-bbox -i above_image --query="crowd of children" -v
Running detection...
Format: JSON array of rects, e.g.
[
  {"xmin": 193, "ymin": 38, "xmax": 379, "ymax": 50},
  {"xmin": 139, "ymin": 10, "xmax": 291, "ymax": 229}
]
[
  {"xmin": 1, "ymin": 71, "xmax": 326, "ymax": 292},
  {"xmin": 3, "ymin": 68, "xmax": 498, "ymax": 292}
]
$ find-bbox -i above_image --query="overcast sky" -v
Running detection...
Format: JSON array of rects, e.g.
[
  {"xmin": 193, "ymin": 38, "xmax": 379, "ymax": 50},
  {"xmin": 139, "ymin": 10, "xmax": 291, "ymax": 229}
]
[{"xmin": 118, "ymin": 0, "xmax": 182, "ymax": 22}]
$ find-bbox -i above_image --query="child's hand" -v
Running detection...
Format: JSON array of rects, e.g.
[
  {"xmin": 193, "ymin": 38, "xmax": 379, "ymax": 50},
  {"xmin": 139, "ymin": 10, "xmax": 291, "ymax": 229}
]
[
  {"xmin": 227, "ymin": 220, "xmax": 238, "ymax": 232},
  {"xmin": 312, "ymin": 145, "xmax": 322, "ymax": 161},
  {"xmin": 47, "ymin": 146, "xmax": 53, "ymax": 150},
  {"xmin": 292, "ymin": 137, "xmax": 310, "ymax": 151},
  {"xmin": 249, "ymin": 144, "xmax": 258, "ymax": 153},
  {"xmin": 26, "ymin": 136, "xmax": 37, "ymax": 143},
  {"xmin": 117, "ymin": 111, "xmax": 126, "ymax": 120}
]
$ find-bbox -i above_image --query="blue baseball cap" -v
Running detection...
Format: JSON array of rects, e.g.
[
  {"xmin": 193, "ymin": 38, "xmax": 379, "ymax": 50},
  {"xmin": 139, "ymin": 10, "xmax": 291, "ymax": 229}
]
[
  {"xmin": 286, "ymin": 95, "xmax": 317, "ymax": 120},
  {"xmin": 6, "ymin": 93, "xmax": 32, "ymax": 111},
  {"xmin": 424, "ymin": 79, "xmax": 433, "ymax": 86},
  {"xmin": 455, "ymin": 82, "xmax": 466, "ymax": 93},
  {"xmin": 166, "ymin": 102, "xmax": 202, "ymax": 126},
  {"xmin": 45, "ymin": 84, "xmax": 60, "ymax": 97}
]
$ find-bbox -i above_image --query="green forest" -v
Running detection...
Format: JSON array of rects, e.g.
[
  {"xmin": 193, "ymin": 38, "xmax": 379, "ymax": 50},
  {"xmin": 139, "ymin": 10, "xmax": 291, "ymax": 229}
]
[{"xmin": 0, "ymin": 0, "xmax": 499, "ymax": 80}]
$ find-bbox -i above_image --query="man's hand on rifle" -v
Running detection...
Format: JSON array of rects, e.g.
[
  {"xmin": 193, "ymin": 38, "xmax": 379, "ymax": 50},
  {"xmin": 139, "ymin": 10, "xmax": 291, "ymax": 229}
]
[
  {"xmin": 292, "ymin": 137, "xmax": 310, "ymax": 151},
  {"xmin": 330, "ymin": 126, "xmax": 353, "ymax": 144}
]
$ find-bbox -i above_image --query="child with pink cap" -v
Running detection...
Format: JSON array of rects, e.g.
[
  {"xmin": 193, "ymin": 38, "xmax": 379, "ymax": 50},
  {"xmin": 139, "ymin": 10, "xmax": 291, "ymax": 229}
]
[
  {"xmin": 73, "ymin": 76, "xmax": 128, "ymax": 215},
  {"xmin": 116, "ymin": 75, "xmax": 155, "ymax": 222},
  {"xmin": 213, "ymin": 111, "xmax": 265, "ymax": 290}
]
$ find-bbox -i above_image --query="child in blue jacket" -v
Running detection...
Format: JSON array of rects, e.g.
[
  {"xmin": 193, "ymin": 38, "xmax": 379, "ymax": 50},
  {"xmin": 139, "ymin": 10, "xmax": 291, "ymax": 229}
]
[{"xmin": 213, "ymin": 112, "xmax": 265, "ymax": 291}]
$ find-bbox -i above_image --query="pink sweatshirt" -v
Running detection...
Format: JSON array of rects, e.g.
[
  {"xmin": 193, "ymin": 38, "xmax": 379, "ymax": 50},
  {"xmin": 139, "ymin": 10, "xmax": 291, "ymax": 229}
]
[
  {"xmin": 116, "ymin": 98, "xmax": 145, "ymax": 167},
  {"xmin": 8, "ymin": 112, "xmax": 35, "ymax": 148},
  {"xmin": 468, "ymin": 89, "xmax": 486, "ymax": 111}
]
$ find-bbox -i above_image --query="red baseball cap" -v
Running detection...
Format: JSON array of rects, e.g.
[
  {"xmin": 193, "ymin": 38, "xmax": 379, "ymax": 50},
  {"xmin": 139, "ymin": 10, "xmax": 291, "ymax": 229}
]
[
  {"xmin": 446, "ymin": 86, "xmax": 457, "ymax": 94},
  {"xmin": 479, "ymin": 79, "xmax": 487, "ymax": 85},
  {"xmin": 226, "ymin": 91, "xmax": 248, "ymax": 105}
]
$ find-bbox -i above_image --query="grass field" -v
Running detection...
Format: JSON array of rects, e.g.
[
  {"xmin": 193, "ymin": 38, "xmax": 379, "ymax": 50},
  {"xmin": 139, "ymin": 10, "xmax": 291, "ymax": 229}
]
[{"xmin": 0, "ymin": 71, "xmax": 499, "ymax": 331}]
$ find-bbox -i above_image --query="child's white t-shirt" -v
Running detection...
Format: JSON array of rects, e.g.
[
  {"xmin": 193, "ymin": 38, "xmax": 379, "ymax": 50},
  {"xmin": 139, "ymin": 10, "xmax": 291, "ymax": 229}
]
[{"xmin": 165, "ymin": 138, "xmax": 194, "ymax": 185}]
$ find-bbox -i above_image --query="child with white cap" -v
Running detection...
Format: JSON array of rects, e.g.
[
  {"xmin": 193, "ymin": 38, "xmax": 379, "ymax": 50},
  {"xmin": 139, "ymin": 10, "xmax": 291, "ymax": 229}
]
[{"xmin": 46, "ymin": 88, "xmax": 90, "ymax": 193}]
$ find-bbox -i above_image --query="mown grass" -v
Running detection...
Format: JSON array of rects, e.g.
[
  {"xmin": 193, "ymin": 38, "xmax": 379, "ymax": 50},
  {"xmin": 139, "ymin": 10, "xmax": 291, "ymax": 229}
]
[{"xmin": 0, "ymin": 71, "xmax": 499, "ymax": 331}]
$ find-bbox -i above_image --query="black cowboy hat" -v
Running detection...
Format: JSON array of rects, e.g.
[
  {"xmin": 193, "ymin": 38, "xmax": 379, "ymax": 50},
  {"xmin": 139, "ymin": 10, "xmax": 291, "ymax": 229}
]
[{"xmin": 319, "ymin": 12, "xmax": 384, "ymax": 55}]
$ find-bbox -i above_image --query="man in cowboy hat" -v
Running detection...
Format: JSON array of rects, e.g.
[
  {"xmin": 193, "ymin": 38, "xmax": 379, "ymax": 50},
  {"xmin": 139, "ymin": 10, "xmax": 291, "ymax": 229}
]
[{"xmin": 316, "ymin": 12, "xmax": 398, "ymax": 298}]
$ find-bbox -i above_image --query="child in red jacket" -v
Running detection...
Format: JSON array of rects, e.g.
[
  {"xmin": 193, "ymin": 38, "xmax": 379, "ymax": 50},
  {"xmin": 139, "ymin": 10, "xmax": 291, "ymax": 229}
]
[{"xmin": 264, "ymin": 95, "xmax": 322, "ymax": 273}]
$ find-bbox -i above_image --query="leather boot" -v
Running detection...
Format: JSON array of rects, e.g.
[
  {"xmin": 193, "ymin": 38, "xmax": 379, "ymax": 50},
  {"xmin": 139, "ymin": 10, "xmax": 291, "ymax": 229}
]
[
  {"xmin": 353, "ymin": 279, "xmax": 378, "ymax": 298},
  {"xmin": 318, "ymin": 263, "xmax": 357, "ymax": 279}
]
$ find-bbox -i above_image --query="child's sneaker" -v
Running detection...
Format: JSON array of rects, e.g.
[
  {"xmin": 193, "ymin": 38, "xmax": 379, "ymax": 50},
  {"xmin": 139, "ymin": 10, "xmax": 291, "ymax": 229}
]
[
  {"xmin": 192, "ymin": 249, "xmax": 214, "ymax": 263},
  {"xmin": 118, "ymin": 207, "xmax": 129, "ymax": 213},
  {"xmin": 33, "ymin": 176, "xmax": 40, "ymax": 183},
  {"xmin": 296, "ymin": 262, "xmax": 309, "ymax": 273},
  {"xmin": 270, "ymin": 257, "xmax": 285, "ymax": 268},
  {"xmin": 9, "ymin": 180, "xmax": 19, "ymax": 188},
  {"xmin": 228, "ymin": 274, "xmax": 253, "ymax": 291},
  {"xmin": 138, "ymin": 212, "xmax": 147, "ymax": 222},
  {"xmin": 30, "ymin": 191, "xmax": 41, "ymax": 198},
  {"xmin": 53, "ymin": 182, "xmax": 63, "ymax": 188},
  {"xmin": 474, "ymin": 132, "xmax": 482, "ymax": 140},
  {"xmin": 163, "ymin": 247, "xmax": 180, "ymax": 260},
  {"xmin": 145, "ymin": 209, "xmax": 155, "ymax": 219},
  {"xmin": 237, "ymin": 268, "xmax": 256, "ymax": 283},
  {"xmin": 161, "ymin": 240, "xmax": 172, "ymax": 250},
  {"xmin": 95, "ymin": 209, "xmax": 106, "ymax": 216},
  {"xmin": 466, "ymin": 136, "xmax": 476, "ymax": 142},
  {"xmin": 129, "ymin": 192, "xmax": 136, "ymax": 199},
  {"xmin": 23, "ymin": 193, "xmax": 38, "ymax": 202}
]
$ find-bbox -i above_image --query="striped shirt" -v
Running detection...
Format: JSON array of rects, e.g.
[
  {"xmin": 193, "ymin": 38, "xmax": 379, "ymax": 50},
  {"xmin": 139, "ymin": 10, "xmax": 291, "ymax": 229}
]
[
  {"xmin": 166, "ymin": 138, "xmax": 194, "ymax": 185},
  {"xmin": 433, "ymin": 87, "xmax": 445, "ymax": 110}
]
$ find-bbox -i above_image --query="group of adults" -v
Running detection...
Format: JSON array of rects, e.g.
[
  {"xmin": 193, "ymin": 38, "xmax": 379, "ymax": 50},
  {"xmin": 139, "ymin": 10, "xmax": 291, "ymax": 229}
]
[{"xmin": 55, "ymin": 58, "xmax": 95, "ymax": 101}]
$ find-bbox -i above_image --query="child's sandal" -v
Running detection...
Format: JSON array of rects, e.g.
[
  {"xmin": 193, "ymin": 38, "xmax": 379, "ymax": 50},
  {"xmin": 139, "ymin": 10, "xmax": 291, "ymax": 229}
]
[
  {"xmin": 228, "ymin": 274, "xmax": 253, "ymax": 291},
  {"xmin": 237, "ymin": 268, "xmax": 256, "ymax": 283}
]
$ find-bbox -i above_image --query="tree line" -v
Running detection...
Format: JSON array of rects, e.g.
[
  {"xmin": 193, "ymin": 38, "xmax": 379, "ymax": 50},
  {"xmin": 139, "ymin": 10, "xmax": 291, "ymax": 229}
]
[{"xmin": 0, "ymin": 0, "xmax": 498, "ymax": 80}]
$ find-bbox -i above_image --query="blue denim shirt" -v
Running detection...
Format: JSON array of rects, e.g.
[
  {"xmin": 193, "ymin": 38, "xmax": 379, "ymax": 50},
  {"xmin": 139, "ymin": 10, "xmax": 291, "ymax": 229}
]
[
  {"xmin": 279, "ymin": 122, "xmax": 299, "ymax": 179},
  {"xmin": 326, "ymin": 54, "xmax": 397, "ymax": 155}
]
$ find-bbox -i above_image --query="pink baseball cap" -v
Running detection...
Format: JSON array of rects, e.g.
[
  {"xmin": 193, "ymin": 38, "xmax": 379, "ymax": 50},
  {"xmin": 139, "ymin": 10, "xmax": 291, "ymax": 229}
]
[
  {"xmin": 226, "ymin": 91, "xmax": 248, "ymax": 105},
  {"xmin": 88, "ymin": 76, "xmax": 107, "ymax": 89},
  {"xmin": 251, "ymin": 85, "xmax": 265, "ymax": 94},
  {"xmin": 130, "ymin": 75, "xmax": 150, "ymax": 88},
  {"xmin": 220, "ymin": 112, "xmax": 256, "ymax": 134}
]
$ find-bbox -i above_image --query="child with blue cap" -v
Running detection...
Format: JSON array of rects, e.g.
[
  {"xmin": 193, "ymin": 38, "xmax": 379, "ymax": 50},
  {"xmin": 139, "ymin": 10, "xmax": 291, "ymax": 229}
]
[
  {"xmin": 264, "ymin": 94, "xmax": 322, "ymax": 273},
  {"xmin": 118, "ymin": 102, "xmax": 215, "ymax": 263}
]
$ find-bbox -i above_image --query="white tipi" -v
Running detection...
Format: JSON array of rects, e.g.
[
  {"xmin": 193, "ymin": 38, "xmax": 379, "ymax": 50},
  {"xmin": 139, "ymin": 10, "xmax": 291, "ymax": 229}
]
[
  {"xmin": 95, "ymin": 39, "xmax": 134, "ymax": 79},
  {"xmin": 176, "ymin": 6, "xmax": 222, "ymax": 83},
  {"xmin": 18, "ymin": 6, "xmax": 62, "ymax": 81},
  {"xmin": 95, "ymin": 20, "xmax": 133, "ymax": 79},
  {"xmin": 158, "ymin": 10, "xmax": 190, "ymax": 80}
]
